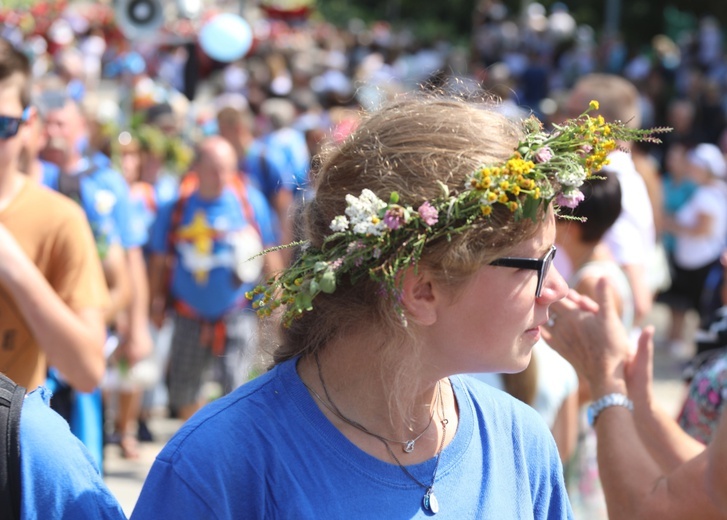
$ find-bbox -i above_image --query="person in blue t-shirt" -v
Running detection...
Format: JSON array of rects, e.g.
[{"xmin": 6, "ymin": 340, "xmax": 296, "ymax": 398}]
[
  {"xmin": 132, "ymin": 98, "xmax": 576, "ymax": 519},
  {"xmin": 18, "ymin": 384, "xmax": 127, "ymax": 520},
  {"xmin": 216, "ymin": 104, "xmax": 295, "ymax": 251},
  {"xmin": 38, "ymin": 92, "xmax": 153, "ymax": 468},
  {"xmin": 148, "ymin": 136, "xmax": 284, "ymax": 422},
  {"xmin": 260, "ymin": 97, "xmax": 311, "ymax": 195}
]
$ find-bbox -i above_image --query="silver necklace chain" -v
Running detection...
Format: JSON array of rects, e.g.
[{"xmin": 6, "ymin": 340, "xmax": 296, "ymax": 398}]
[
  {"xmin": 309, "ymin": 353, "xmax": 448, "ymax": 514},
  {"xmin": 312, "ymin": 353, "xmax": 437, "ymax": 453}
]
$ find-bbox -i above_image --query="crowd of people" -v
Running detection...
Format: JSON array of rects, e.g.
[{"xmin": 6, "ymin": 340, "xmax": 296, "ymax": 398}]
[{"xmin": 1, "ymin": 0, "xmax": 727, "ymax": 518}]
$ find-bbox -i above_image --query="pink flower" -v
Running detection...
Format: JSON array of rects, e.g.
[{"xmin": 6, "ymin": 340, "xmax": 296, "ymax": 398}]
[
  {"xmin": 383, "ymin": 207, "xmax": 406, "ymax": 230},
  {"xmin": 533, "ymin": 146, "xmax": 553, "ymax": 163},
  {"xmin": 708, "ymin": 390, "xmax": 720, "ymax": 405},
  {"xmin": 556, "ymin": 189, "xmax": 585, "ymax": 209},
  {"xmin": 330, "ymin": 258, "xmax": 344, "ymax": 271},
  {"xmin": 417, "ymin": 201, "xmax": 439, "ymax": 226}
]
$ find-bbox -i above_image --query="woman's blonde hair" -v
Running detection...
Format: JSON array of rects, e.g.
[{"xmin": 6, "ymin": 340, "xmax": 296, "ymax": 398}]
[{"xmin": 272, "ymin": 95, "xmax": 546, "ymax": 371}]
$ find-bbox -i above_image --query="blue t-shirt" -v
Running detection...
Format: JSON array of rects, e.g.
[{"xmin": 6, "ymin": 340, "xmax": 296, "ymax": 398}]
[
  {"xmin": 131, "ymin": 358, "xmax": 573, "ymax": 519},
  {"xmin": 41, "ymin": 160, "xmax": 120, "ymax": 257},
  {"xmin": 662, "ymin": 175, "xmax": 698, "ymax": 253},
  {"xmin": 241, "ymin": 139, "xmax": 294, "ymax": 202},
  {"xmin": 263, "ymin": 127, "xmax": 310, "ymax": 194},
  {"xmin": 149, "ymin": 183, "xmax": 276, "ymax": 320},
  {"xmin": 20, "ymin": 387, "xmax": 126, "ymax": 519},
  {"xmin": 43, "ymin": 155, "xmax": 148, "ymax": 250}
]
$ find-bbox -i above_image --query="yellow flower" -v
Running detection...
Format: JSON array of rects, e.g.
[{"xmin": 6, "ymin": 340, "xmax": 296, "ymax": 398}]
[
  {"xmin": 499, "ymin": 180, "xmax": 510, "ymax": 190},
  {"xmin": 589, "ymin": 100, "xmax": 599, "ymax": 110},
  {"xmin": 508, "ymin": 201, "xmax": 519, "ymax": 212},
  {"xmin": 487, "ymin": 191, "xmax": 498, "ymax": 203},
  {"xmin": 498, "ymin": 193, "xmax": 509, "ymax": 204},
  {"xmin": 372, "ymin": 217, "xmax": 380, "ymax": 224},
  {"xmin": 481, "ymin": 205, "xmax": 493, "ymax": 216},
  {"xmin": 511, "ymin": 185, "xmax": 521, "ymax": 196},
  {"xmin": 533, "ymin": 187, "xmax": 541, "ymax": 199},
  {"xmin": 519, "ymin": 178, "xmax": 535, "ymax": 190}
]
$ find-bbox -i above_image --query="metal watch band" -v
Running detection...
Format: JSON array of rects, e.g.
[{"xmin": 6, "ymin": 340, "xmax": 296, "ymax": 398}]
[{"xmin": 587, "ymin": 392, "xmax": 633, "ymax": 426}]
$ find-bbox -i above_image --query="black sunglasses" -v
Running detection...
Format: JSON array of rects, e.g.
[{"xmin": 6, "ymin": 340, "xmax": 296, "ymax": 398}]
[
  {"xmin": 490, "ymin": 245, "xmax": 557, "ymax": 298},
  {"xmin": 0, "ymin": 108, "xmax": 30, "ymax": 140}
]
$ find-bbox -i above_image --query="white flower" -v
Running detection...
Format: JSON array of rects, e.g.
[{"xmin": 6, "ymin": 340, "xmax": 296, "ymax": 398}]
[
  {"xmin": 330, "ymin": 215, "xmax": 350, "ymax": 232},
  {"xmin": 94, "ymin": 190, "xmax": 117, "ymax": 215},
  {"xmin": 352, "ymin": 220, "xmax": 387, "ymax": 236},
  {"xmin": 345, "ymin": 189, "xmax": 388, "ymax": 236},
  {"xmin": 555, "ymin": 165, "xmax": 587, "ymax": 187}
]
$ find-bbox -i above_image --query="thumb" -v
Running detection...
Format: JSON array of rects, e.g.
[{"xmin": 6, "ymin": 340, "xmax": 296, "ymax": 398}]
[
  {"xmin": 594, "ymin": 276, "xmax": 617, "ymax": 321},
  {"xmin": 626, "ymin": 325, "xmax": 655, "ymax": 398}
]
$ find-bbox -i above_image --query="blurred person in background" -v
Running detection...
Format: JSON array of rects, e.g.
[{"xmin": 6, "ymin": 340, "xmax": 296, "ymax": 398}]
[
  {"xmin": 565, "ymin": 74, "xmax": 656, "ymax": 328},
  {"xmin": 662, "ymin": 144, "xmax": 727, "ymax": 360},
  {"xmin": 217, "ymin": 103, "xmax": 295, "ymax": 252},
  {"xmin": 37, "ymin": 89, "xmax": 151, "ymax": 469},
  {"xmin": 148, "ymin": 136, "xmax": 284, "ymax": 421}
]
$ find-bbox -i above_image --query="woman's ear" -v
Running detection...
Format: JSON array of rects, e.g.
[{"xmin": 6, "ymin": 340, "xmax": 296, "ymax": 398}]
[{"xmin": 400, "ymin": 266, "xmax": 438, "ymax": 326}]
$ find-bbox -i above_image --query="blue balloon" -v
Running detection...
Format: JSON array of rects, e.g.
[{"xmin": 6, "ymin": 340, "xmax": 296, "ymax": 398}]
[{"xmin": 199, "ymin": 13, "xmax": 253, "ymax": 63}]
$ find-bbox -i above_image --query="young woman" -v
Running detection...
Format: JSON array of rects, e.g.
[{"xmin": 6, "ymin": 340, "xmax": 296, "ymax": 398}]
[{"xmin": 132, "ymin": 95, "xmax": 659, "ymax": 519}]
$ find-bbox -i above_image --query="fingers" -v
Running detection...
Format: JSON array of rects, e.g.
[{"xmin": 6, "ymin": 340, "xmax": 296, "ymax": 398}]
[
  {"xmin": 625, "ymin": 325, "xmax": 655, "ymax": 405},
  {"xmin": 548, "ymin": 288, "xmax": 585, "ymax": 316},
  {"xmin": 595, "ymin": 277, "xmax": 617, "ymax": 320},
  {"xmin": 636, "ymin": 326, "xmax": 655, "ymax": 375},
  {"xmin": 567, "ymin": 288, "xmax": 599, "ymax": 313}
]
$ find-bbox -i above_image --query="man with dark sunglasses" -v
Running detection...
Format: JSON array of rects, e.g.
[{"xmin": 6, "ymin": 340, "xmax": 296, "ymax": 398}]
[
  {"xmin": 0, "ymin": 37, "xmax": 126, "ymax": 518},
  {"xmin": 0, "ymin": 107, "xmax": 28, "ymax": 139},
  {"xmin": 0, "ymin": 38, "xmax": 108, "ymax": 401}
]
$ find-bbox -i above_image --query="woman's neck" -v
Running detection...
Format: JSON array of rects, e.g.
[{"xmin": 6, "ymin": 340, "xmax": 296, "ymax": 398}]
[{"xmin": 296, "ymin": 333, "xmax": 457, "ymax": 463}]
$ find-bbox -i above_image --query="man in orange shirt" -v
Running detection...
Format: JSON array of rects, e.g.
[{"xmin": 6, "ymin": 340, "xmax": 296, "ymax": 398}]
[{"xmin": 0, "ymin": 38, "xmax": 108, "ymax": 394}]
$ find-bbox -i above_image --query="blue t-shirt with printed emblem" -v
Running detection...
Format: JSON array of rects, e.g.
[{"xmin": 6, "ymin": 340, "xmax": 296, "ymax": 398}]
[{"xmin": 149, "ymin": 182, "xmax": 276, "ymax": 320}]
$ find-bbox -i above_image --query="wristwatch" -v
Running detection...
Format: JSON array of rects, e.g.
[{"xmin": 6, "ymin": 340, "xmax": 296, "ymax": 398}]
[{"xmin": 587, "ymin": 393, "xmax": 633, "ymax": 426}]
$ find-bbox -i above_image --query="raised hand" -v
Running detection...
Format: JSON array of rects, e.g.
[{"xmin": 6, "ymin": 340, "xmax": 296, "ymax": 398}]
[{"xmin": 542, "ymin": 277, "xmax": 631, "ymax": 396}]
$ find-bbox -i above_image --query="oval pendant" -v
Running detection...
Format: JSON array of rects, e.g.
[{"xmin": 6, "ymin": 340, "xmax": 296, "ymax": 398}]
[
  {"xmin": 422, "ymin": 491, "xmax": 439, "ymax": 514},
  {"xmin": 404, "ymin": 440, "xmax": 415, "ymax": 453}
]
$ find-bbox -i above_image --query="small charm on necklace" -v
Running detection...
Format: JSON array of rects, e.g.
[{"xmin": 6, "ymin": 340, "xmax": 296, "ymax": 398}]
[
  {"xmin": 422, "ymin": 489, "xmax": 439, "ymax": 514},
  {"xmin": 404, "ymin": 440, "xmax": 415, "ymax": 453}
]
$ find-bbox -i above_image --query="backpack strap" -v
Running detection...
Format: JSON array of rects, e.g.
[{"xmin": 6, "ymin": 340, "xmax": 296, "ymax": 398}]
[
  {"xmin": 0, "ymin": 373, "xmax": 25, "ymax": 520},
  {"xmin": 228, "ymin": 175, "xmax": 261, "ymax": 239},
  {"xmin": 56, "ymin": 157, "xmax": 100, "ymax": 206},
  {"xmin": 166, "ymin": 173, "xmax": 197, "ymax": 257},
  {"xmin": 162, "ymin": 173, "xmax": 198, "ymax": 304}
]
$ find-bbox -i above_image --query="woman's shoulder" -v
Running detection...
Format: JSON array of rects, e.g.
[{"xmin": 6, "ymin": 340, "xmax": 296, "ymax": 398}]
[
  {"xmin": 155, "ymin": 360, "xmax": 301, "ymax": 463},
  {"xmin": 455, "ymin": 374, "xmax": 549, "ymax": 430}
]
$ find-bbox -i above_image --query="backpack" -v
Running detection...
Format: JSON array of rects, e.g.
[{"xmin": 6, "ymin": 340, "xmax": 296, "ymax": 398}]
[{"xmin": 0, "ymin": 373, "xmax": 25, "ymax": 520}]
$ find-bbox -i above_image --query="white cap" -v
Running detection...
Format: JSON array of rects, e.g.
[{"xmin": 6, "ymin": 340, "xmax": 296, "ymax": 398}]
[{"xmin": 689, "ymin": 143, "xmax": 727, "ymax": 178}]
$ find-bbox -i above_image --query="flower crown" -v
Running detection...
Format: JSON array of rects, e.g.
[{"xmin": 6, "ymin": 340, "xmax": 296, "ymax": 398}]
[{"xmin": 247, "ymin": 101, "xmax": 670, "ymax": 326}]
